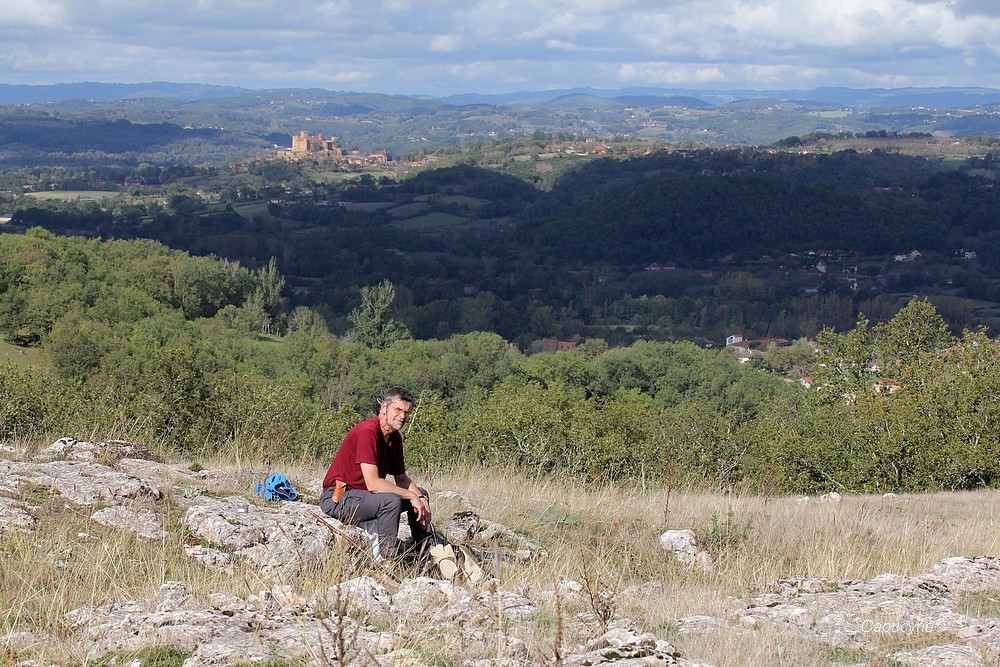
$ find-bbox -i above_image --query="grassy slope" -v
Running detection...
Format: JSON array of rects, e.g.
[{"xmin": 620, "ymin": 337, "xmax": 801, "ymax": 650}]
[{"xmin": 3, "ymin": 441, "xmax": 1000, "ymax": 666}]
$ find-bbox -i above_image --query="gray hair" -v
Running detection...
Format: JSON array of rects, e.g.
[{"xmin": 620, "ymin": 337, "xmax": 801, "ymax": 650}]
[{"xmin": 382, "ymin": 386, "xmax": 415, "ymax": 405}]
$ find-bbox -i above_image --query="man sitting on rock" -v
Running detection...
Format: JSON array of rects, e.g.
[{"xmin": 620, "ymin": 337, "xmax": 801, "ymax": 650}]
[{"xmin": 319, "ymin": 387, "xmax": 431, "ymax": 561}]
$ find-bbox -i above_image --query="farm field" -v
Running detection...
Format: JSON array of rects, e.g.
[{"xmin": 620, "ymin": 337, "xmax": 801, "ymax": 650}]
[
  {"xmin": 25, "ymin": 191, "xmax": 123, "ymax": 201},
  {"xmin": 392, "ymin": 211, "xmax": 468, "ymax": 230}
]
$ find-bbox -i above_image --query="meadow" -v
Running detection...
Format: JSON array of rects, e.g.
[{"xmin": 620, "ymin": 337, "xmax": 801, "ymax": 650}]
[{"xmin": 24, "ymin": 190, "xmax": 122, "ymax": 202}]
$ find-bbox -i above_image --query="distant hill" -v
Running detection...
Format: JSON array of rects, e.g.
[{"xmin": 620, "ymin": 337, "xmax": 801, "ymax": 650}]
[
  {"xmin": 440, "ymin": 86, "xmax": 1000, "ymax": 109},
  {"xmin": 537, "ymin": 94, "xmax": 625, "ymax": 111},
  {"xmin": 4, "ymin": 81, "xmax": 1000, "ymax": 110},
  {"xmin": 0, "ymin": 82, "xmax": 249, "ymax": 105},
  {"xmin": 4, "ymin": 82, "xmax": 1000, "ymax": 163},
  {"xmin": 722, "ymin": 97, "xmax": 787, "ymax": 111},
  {"xmin": 612, "ymin": 95, "xmax": 714, "ymax": 109},
  {"xmin": 795, "ymin": 86, "xmax": 1000, "ymax": 108}
]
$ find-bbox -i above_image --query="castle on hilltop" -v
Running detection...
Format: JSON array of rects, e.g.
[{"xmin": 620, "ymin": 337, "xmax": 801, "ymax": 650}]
[
  {"xmin": 291, "ymin": 131, "xmax": 343, "ymax": 156},
  {"xmin": 289, "ymin": 131, "xmax": 390, "ymax": 165}
]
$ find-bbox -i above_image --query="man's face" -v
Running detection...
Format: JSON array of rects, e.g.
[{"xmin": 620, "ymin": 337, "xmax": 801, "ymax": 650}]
[{"xmin": 381, "ymin": 399, "xmax": 413, "ymax": 432}]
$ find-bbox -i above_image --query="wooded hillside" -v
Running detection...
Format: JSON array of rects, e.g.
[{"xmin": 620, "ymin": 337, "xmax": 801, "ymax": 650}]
[{"xmin": 1, "ymin": 231, "xmax": 995, "ymax": 493}]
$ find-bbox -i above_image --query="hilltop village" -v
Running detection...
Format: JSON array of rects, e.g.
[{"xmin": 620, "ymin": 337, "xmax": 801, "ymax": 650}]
[{"xmin": 286, "ymin": 130, "xmax": 391, "ymax": 167}]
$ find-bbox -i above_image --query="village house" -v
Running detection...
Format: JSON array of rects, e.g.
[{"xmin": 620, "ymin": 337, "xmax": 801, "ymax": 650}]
[
  {"xmin": 726, "ymin": 335, "xmax": 792, "ymax": 362},
  {"xmin": 894, "ymin": 250, "xmax": 922, "ymax": 262},
  {"xmin": 873, "ymin": 379, "xmax": 902, "ymax": 394},
  {"xmin": 538, "ymin": 338, "xmax": 579, "ymax": 353}
]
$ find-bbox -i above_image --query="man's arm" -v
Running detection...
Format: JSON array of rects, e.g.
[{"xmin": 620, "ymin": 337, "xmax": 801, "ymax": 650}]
[{"xmin": 359, "ymin": 463, "xmax": 416, "ymax": 498}]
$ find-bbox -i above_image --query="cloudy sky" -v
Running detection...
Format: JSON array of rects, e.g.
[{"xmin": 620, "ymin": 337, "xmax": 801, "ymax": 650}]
[{"xmin": 2, "ymin": 0, "xmax": 999, "ymax": 96}]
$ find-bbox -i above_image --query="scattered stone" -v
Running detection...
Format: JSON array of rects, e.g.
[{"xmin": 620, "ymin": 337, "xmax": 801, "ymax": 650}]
[
  {"xmin": 929, "ymin": 556, "xmax": 1000, "ymax": 593},
  {"xmin": 893, "ymin": 644, "xmax": 985, "ymax": 667},
  {"xmin": 0, "ymin": 444, "xmax": 24, "ymax": 458},
  {"xmin": 437, "ymin": 490, "xmax": 474, "ymax": 507},
  {"xmin": 311, "ymin": 575, "xmax": 392, "ymax": 619},
  {"xmin": 476, "ymin": 588, "xmax": 537, "ymax": 619},
  {"xmin": 181, "ymin": 497, "xmax": 335, "ymax": 579},
  {"xmin": 392, "ymin": 576, "xmax": 456, "ymax": 616},
  {"xmin": 659, "ymin": 529, "xmax": 715, "ymax": 571},
  {"xmin": 675, "ymin": 615, "xmax": 731, "ymax": 635},
  {"xmin": 738, "ymin": 557, "xmax": 1000, "ymax": 661},
  {"xmin": 33, "ymin": 437, "xmax": 158, "ymax": 464},
  {"xmin": 154, "ymin": 581, "xmax": 192, "ymax": 613},
  {"xmin": 618, "ymin": 581, "xmax": 668, "ymax": 611},
  {"xmin": 0, "ymin": 496, "xmax": 35, "ymax": 535},
  {"xmin": 91, "ymin": 506, "xmax": 166, "ymax": 539},
  {"xmin": 184, "ymin": 545, "xmax": 236, "ymax": 573},
  {"xmin": 5, "ymin": 459, "xmax": 161, "ymax": 506},
  {"xmin": 563, "ymin": 622, "xmax": 683, "ymax": 666},
  {"xmin": 65, "ymin": 583, "xmax": 385, "ymax": 666},
  {"xmin": 560, "ymin": 577, "xmax": 585, "ymax": 593},
  {"xmin": 443, "ymin": 509, "xmax": 542, "ymax": 561},
  {"xmin": 11, "ymin": 435, "xmax": 1000, "ymax": 667},
  {"xmin": 117, "ymin": 458, "xmax": 200, "ymax": 484},
  {"xmin": 1, "ymin": 631, "xmax": 38, "ymax": 651},
  {"xmin": 270, "ymin": 585, "xmax": 307, "ymax": 609}
]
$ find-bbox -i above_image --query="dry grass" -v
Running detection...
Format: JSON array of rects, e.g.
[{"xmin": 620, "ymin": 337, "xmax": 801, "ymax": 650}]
[
  {"xmin": 3, "ymin": 449, "xmax": 1000, "ymax": 666},
  {"xmin": 424, "ymin": 466, "xmax": 1000, "ymax": 666}
]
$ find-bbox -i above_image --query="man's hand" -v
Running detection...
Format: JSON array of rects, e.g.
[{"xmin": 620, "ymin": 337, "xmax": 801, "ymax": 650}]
[{"xmin": 411, "ymin": 494, "xmax": 431, "ymax": 528}]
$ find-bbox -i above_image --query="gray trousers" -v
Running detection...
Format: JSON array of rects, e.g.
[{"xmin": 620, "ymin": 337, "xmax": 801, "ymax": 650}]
[{"xmin": 319, "ymin": 486, "xmax": 428, "ymax": 559}]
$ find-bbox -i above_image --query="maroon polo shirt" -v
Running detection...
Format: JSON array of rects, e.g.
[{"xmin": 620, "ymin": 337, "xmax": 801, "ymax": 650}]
[{"xmin": 322, "ymin": 415, "xmax": 405, "ymax": 490}]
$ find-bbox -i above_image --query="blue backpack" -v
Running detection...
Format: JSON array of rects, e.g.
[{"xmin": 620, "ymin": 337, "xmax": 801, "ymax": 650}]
[{"xmin": 255, "ymin": 473, "xmax": 299, "ymax": 502}]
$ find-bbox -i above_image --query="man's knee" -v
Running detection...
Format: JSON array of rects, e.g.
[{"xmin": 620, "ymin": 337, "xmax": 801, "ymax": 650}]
[{"xmin": 377, "ymin": 493, "xmax": 403, "ymax": 516}]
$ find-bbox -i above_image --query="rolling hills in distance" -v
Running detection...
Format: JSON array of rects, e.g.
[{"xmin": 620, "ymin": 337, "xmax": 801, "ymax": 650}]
[
  {"xmin": 1, "ymin": 81, "xmax": 999, "ymax": 344},
  {"xmin": 2, "ymin": 82, "xmax": 1000, "ymax": 159}
]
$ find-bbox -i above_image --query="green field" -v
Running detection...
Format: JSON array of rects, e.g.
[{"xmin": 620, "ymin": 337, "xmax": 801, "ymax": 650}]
[
  {"xmin": 413, "ymin": 194, "xmax": 486, "ymax": 206},
  {"xmin": 439, "ymin": 195, "xmax": 488, "ymax": 206},
  {"xmin": 809, "ymin": 110, "xmax": 852, "ymax": 119},
  {"xmin": 0, "ymin": 340, "xmax": 42, "ymax": 370},
  {"xmin": 231, "ymin": 202, "xmax": 274, "ymax": 219},
  {"xmin": 25, "ymin": 190, "xmax": 125, "ymax": 201},
  {"xmin": 26, "ymin": 190, "xmax": 123, "ymax": 201},
  {"xmin": 392, "ymin": 212, "xmax": 467, "ymax": 230}
]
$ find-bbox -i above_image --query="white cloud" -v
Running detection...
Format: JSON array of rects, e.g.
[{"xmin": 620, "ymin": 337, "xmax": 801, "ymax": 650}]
[
  {"xmin": 429, "ymin": 34, "xmax": 464, "ymax": 53},
  {"xmin": 619, "ymin": 63, "xmax": 728, "ymax": 85},
  {"xmin": 1, "ymin": 0, "xmax": 999, "ymax": 93},
  {"xmin": 0, "ymin": 0, "xmax": 68, "ymax": 27}
]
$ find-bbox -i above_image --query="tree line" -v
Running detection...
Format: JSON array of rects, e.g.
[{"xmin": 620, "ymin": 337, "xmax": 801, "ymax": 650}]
[{"xmin": 1, "ymin": 231, "xmax": 995, "ymax": 493}]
